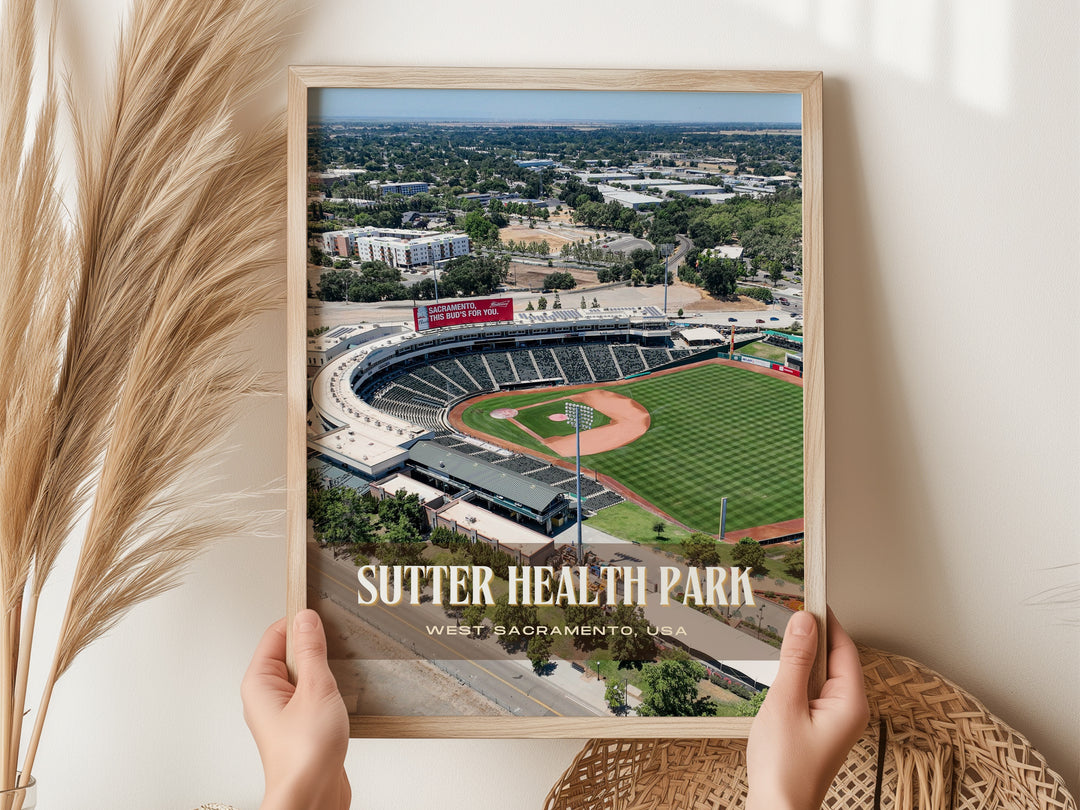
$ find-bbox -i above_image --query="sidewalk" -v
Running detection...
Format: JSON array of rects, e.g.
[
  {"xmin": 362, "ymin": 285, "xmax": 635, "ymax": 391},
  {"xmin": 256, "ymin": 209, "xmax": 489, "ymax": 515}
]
[{"xmin": 508, "ymin": 656, "xmax": 642, "ymax": 716}]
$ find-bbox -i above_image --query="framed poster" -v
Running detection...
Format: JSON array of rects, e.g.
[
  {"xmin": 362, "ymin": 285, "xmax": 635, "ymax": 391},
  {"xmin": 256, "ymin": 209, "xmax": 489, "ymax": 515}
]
[{"xmin": 287, "ymin": 67, "xmax": 823, "ymax": 738}]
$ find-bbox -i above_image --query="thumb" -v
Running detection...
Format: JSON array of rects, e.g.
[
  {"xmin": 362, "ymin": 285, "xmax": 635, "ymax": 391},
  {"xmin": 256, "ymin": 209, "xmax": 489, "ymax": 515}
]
[
  {"xmin": 292, "ymin": 609, "xmax": 337, "ymax": 696},
  {"xmin": 770, "ymin": 610, "xmax": 819, "ymax": 709}
]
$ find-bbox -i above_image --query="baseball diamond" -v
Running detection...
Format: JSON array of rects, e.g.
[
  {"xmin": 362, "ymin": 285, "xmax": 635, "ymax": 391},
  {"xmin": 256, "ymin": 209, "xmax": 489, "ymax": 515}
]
[{"xmin": 455, "ymin": 361, "xmax": 803, "ymax": 534}]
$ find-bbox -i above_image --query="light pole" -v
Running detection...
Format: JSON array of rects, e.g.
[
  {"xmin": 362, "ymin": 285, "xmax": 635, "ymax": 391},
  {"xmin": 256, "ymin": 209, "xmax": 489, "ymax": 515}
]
[
  {"xmin": 660, "ymin": 242, "xmax": 674, "ymax": 317},
  {"xmin": 565, "ymin": 400, "xmax": 594, "ymax": 564},
  {"xmin": 433, "ymin": 263, "xmax": 440, "ymax": 304}
]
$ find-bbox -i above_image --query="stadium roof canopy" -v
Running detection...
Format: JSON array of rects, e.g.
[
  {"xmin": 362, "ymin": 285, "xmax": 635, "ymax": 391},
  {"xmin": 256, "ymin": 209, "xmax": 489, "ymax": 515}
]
[
  {"xmin": 680, "ymin": 326, "xmax": 724, "ymax": 343},
  {"xmin": 408, "ymin": 441, "xmax": 566, "ymax": 515}
]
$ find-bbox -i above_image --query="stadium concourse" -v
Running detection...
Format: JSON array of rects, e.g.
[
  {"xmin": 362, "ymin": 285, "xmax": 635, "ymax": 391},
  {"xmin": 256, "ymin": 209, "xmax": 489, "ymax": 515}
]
[{"xmin": 307, "ymin": 306, "xmax": 717, "ymax": 533}]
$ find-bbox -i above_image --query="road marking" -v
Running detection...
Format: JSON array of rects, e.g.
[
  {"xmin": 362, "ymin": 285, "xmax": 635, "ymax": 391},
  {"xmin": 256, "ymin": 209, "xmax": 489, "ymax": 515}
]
[{"xmin": 311, "ymin": 558, "xmax": 566, "ymax": 717}]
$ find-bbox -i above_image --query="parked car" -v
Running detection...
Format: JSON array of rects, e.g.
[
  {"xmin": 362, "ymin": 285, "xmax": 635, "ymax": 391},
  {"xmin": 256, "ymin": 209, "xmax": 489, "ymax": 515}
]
[
  {"xmin": 770, "ymin": 316, "xmax": 780, "ymax": 321},
  {"xmin": 755, "ymin": 318, "xmax": 765, "ymax": 324},
  {"xmin": 727, "ymin": 317, "xmax": 738, "ymax": 322}
]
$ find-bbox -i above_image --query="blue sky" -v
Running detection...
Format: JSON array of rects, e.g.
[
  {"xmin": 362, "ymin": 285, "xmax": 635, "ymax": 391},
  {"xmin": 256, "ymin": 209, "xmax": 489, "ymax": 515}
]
[{"xmin": 311, "ymin": 88, "xmax": 800, "ymax": 125}]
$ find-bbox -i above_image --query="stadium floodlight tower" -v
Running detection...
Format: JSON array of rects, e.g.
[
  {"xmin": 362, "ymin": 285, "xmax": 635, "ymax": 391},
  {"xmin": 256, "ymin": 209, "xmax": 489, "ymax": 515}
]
[
  {"xmin": 660, "ymin": 243, "xmax": 674, "ymax": 317},
  {"xmin": 564, "ymin": 400, "xmax": 594, "ymax": 564}
]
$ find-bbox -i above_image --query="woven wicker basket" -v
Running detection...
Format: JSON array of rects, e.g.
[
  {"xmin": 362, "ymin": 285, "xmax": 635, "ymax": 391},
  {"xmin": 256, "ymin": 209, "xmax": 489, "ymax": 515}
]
[{"xmin": 543, "ymin": 644, "xmax": 1076, "ymax": 810}]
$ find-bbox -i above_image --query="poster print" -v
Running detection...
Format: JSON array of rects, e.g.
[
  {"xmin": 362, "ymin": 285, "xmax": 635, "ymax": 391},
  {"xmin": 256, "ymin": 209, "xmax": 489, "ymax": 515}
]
[{"xmin": 287, "ymin": 68, "xmax": 824, "ymax": 737}]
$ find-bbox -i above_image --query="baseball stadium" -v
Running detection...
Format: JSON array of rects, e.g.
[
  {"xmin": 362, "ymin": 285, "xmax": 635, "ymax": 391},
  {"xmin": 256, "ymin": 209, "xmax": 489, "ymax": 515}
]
[{"xmin": 307, "ymin": 304, "xmax": 804, "ymax": 543}]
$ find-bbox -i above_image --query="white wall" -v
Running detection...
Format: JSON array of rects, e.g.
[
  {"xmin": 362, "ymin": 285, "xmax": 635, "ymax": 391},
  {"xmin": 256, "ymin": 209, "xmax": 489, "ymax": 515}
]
[{"xmin": 27, "ymin": 1, "xmax": 1078, "ymax": 807}]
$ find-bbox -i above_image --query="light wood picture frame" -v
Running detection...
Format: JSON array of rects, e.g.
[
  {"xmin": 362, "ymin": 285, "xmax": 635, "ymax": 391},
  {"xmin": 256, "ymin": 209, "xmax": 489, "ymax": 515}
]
[{"xmin": 287, "ymin": 67, "xmax": 824, "ymax": 738}]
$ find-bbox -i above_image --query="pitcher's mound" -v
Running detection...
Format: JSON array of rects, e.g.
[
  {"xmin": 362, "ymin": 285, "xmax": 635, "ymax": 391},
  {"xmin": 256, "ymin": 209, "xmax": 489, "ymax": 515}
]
[{"xmin": 491, "ymin": 408, "xmax": 518, "ymax": 420}]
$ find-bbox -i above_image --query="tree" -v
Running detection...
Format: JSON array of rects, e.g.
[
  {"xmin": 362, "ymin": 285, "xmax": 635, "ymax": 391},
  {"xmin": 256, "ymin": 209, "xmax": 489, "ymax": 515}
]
[
  {"xmin": 543, "ymin": 271, "xmax": 576, "ymax": 290},
  {"xmin": 635, "ymin": 658, "xmax": 715, "ymax": 717},
  {"xmin": 462, "ymin": 209, "xmax": 500, "ymax": 244},
  {"xmin": 652, "ymin": 521, "xmax": 666, "ymax": 541},
  {"xmin": 732, "ymin": 537, "xmax": 769, "ymax": 577},
  {"xmin": 580, "ymin": 296, "xmax": 587, "ymax": 310},
  {"xmin": 377, "ymin": 491, "xmax": 424, "ymax": 534},
  {"xmin": 374, "ymin": 517, "xmax": 425, "ymax": 565},
  {"xmin": 438, "ymin": 255, "xmax": 509, "ymax": 297},
  {"xmin": 525, "ymin": 300, "xmax": 535, "ymax": 311},
  {"xmin": 527, "ymin": 635, "xmax": 553, "ymax": 674},
  {"xmin": 767, "ymin": 260, "xmax": 785, "ymax": 286},
  {"xmin": 605, "ymin": 679, "xmax": 628, "ymax": 715},
  {"xmin": 735, "ymin": 688, "xmax": 768, "ymax": 717},
  {"xmin": 677, "ymin": 308, "xmax": 684, "ymax": 318},
  {"xmin": 461, "ymin": 603, "xmax": 487, "ymax": 631},
  {"xmin": 782, "ymin": 545, "xmax": 804, "ymax": 579},
  {"xmin": 492, "ymin": 596, "xmax": 540, "ymax": 651},
  {"xmin": 537, "ymin": 295, "xmax": 548, "ymax": 311},
  {"xmin": 315, "ymin": 488, "xmax": 374, "ymax": 547},
  {"xmin": 682, "ymin": 532, "xmax": 721, "ymax": 568},
  {"xmin": 630, "ymin": 268, "xmax": 644, "ymax": 287},
  {"xmin": 564, "ymin": 603, "xmax": 607, "ymax": 651},
  {"xmin": 591, "ymin": 297, "xmax": 599, "ymax": 309},
  {"xmin": 552, "ymin": 291, "xmax": 562, "ymax": 309},
  {"xmin": 608, "ymin": 604, "xmax": 658, "ymax": 668}
]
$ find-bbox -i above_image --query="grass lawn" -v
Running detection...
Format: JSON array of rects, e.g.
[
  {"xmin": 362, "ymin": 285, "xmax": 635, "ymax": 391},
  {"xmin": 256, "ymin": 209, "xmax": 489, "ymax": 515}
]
[
  {"xmin": 462, "ymin": 363, "xmax": 803, "ymax": 534},
  {"xmin": 515, "ymin": 397, "xmax": 611, "ymax": 438},
  {"xmin": 586, "ymin": 502, "xmax": 693, "ymax": 547},
  {"xmin": 739, "ymin": 341, "xmax": 791, "ymax": 363},
  {"xmin": 587, "ymin": 502, "xmax": 803, "ymax": 587}
]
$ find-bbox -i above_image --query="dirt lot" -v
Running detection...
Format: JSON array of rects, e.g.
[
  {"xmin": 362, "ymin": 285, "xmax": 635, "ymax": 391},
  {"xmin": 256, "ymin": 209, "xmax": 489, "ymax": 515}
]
[
  {"xmin": 499, "ymin": 221, "xmax": 607, "ymax": 246},
  {"xmin": 681, "ymin": 290, "xmax": 769, "ymax": 312},
  {"xmin": 508, "ymin": 261, "xmax": 602, "ymax": 291}
]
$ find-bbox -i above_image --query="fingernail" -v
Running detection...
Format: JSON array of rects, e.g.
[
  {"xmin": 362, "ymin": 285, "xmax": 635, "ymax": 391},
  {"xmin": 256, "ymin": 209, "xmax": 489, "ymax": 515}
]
[
  {"xmin": 789, "ymin": 611, "xmax": 813, "ymax": 636},
  {"xmin": 296, "ymin": 612, "xmax": 318, "ymax": 632}
]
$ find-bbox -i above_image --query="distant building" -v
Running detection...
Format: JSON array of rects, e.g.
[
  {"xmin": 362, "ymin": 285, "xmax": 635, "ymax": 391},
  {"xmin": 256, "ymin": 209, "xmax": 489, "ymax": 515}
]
[
  {"xmin": 597, "ymin": 185, "xmax": 663, "ymax": 210},
  {"xmin": 379, "ymin": 181, "xmax": 429, "ymax": 197},
  {"xmin": 578, "ymin": 171, "xmax": 638, "ymax": 184},
  {"xmin": 664, "ymin": 183, "xmax": 723, "ymax": 197},
  {"xmin": 514, "ymin": 158, "xmax": 556, "ymax": 170},
  {"xmin": 701, "ymin": 245, "xmax": 745, "ymax": 261},
  {"xmin": 321, "ymin": 227, "xmax": 470, "ymax": 269}
]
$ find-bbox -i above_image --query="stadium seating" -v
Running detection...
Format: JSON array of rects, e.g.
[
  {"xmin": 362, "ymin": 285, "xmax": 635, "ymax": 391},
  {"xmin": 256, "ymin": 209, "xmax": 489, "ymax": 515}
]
[
  {"xmin": 582, "ymin": 345, "xmax": 619, "ymax": 381},
  {"xmin": 551, "ymin": 346, "xmax": 592, "ymax": 384},
  {"xmin": 531, "ymin": 347, "xmax": 561, "ymax": 380},
  {"xmin": 457, "ymin": 354, "xmax": 496, "ymax": 390},
  {"xmin": 509, "ymin": 349, "xmax": 541, "ymax": 382},
  {"xmin": 485, "ymin": 352, "xmax": 516, "ymax": 385},
  {"xmin": 612, "ymin": 345, "xmax": 646, "ymax": 376}
]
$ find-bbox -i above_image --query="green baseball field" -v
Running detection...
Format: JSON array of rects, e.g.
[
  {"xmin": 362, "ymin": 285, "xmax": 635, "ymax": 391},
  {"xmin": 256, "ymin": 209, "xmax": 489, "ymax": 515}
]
[{"xmin": 458, "ymin": 363, "xmax": 803, "ymax": 534}]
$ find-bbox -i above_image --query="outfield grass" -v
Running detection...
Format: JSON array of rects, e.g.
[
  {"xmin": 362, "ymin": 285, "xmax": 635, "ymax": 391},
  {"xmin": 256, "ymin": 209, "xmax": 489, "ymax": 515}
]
[
  {"xmin": 515, "ymin": 397, "xmax": 611, "ymax": 438},
  {"xmin": 461, "ymin": 363, "xmax": 803, "ymax": 534}
]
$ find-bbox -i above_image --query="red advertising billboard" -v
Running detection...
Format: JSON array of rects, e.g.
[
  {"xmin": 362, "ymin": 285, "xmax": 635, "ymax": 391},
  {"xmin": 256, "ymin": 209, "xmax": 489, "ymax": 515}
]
[{"xmin": 413, "ymin": 297, "xmax": 513, "ymax": 331}]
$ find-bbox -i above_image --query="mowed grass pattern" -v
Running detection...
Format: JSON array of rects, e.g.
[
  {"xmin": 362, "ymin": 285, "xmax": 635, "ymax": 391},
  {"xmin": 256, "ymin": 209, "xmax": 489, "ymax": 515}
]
[
  {"xmin": 592, "ymin": 365, "xmax": 802, "ymax": 533},
  {"xmin": 460, "ymin": 364, "xmax": 802, "ymax": 533}
]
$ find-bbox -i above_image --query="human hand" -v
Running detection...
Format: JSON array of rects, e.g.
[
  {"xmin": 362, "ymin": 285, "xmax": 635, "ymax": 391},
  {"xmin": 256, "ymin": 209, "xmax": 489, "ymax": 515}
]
[
  {"xmin": 242, "ymin": 610, "xmax": 351, "ymax": 810},
  {"xmin": 745, "ymin": 608, "xmax": 869, "ymax": 810}
]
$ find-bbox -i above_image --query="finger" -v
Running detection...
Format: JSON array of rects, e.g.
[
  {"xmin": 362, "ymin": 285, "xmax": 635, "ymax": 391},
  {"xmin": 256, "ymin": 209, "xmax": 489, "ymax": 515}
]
[
  {"xmin": 339, "ymin": 770, "xmax": 352, "ymax": 810},
  {"xmin": 769, "ymin": 610, "xmax": 819, "ymax": 709},
  {"xmin": 243, "ymin": 617, "xmax": 289, "ymax": 686},
  {"xmin": 241, "ymin": 618, "xmax": 292, "ymax": 721},
  {"xmin": 823, "ymin": 608, "xmax": 864, "ymax": 699},
  {"xmin": 292, "ymin": 609, "xmax": 338, "ymax": 697}
]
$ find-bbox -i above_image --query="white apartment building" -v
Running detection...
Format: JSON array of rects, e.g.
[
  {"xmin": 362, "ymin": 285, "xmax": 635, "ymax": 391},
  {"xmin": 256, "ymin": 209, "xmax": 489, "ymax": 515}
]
[
  {"xmin": 321, "ymin": 227, "xmax": 470, "ymax": 269},
  {"xmin": 379, "ymin": 181, "xmax": 429, "ymax": 197}
]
